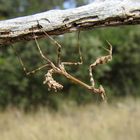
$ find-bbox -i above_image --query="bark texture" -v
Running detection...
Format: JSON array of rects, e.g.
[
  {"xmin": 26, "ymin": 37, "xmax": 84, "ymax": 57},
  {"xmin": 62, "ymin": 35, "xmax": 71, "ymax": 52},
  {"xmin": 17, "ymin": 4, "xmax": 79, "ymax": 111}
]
[{"xmin": 0, "ymin": 0, "xmax": 140, "ymax": 46}]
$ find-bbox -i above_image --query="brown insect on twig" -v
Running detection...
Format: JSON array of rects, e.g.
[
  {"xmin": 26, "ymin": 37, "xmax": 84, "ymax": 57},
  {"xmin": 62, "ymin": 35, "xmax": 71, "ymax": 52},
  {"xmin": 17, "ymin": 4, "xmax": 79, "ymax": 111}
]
[{"xmin": 12, "ymin": 21, "xmax": 113, "ymax": 102}]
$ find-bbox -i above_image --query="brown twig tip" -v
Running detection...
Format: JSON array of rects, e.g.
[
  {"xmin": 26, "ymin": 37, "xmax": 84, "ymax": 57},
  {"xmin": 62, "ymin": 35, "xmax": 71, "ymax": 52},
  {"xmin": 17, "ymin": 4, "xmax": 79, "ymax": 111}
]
[
  {"xmin": 99, "ymin": 85, "xmax": 106, "ymax": 100},
  {"xmin": 106, "ymin": 40, "xmax": 113, "ymax": 55}
]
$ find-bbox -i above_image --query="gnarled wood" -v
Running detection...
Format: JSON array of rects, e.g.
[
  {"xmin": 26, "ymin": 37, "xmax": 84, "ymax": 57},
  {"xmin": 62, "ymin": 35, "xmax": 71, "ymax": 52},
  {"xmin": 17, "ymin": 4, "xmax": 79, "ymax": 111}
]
[{"xmin": 0, "ymin": 0, "xmax": 140, "ymax": 46}]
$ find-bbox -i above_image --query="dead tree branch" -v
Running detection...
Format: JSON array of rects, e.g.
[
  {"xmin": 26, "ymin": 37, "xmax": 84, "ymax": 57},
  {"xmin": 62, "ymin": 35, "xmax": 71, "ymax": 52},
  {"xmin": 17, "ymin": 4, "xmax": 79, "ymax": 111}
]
[{"xmin": 0, "ymin": 0, "xmax": 140, "ymax": 46}]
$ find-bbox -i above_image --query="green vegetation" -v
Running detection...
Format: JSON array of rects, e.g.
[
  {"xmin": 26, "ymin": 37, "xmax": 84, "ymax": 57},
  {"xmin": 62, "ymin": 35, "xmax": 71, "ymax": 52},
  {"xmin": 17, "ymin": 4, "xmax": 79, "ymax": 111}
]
[{"xmin": 0, "ymin": 0, "xmax": 140, "ymax": 109}]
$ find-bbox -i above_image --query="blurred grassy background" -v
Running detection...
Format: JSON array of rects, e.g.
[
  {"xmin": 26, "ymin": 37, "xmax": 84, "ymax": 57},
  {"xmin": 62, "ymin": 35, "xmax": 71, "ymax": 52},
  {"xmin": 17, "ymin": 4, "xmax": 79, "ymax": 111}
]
[{"xmin": 0, "ymin": 97, "xmax": 140, "ymax": 140}]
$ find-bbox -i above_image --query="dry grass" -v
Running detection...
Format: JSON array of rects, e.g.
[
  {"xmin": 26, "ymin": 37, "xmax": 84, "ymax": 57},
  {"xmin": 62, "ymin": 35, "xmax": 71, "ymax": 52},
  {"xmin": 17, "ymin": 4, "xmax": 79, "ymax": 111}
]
[{"xmin": 0, "ymin": 98, "xmax": 140, "ymax": 140}]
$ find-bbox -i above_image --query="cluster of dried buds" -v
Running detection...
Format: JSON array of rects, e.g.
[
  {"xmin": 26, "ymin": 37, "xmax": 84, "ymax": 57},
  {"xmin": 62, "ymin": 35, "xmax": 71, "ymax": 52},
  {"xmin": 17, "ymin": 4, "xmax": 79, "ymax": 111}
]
[{"xmin": 43, "ymin": 69, "xmax": 63, "ymax": 92}]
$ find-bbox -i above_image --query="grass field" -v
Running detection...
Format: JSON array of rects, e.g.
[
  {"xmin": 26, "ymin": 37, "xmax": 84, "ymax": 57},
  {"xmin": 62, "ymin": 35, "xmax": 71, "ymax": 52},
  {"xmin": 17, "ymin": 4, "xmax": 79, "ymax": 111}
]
[{"xmin": 0, "ymin": 97, "xmax": 140, "ymax": 140}]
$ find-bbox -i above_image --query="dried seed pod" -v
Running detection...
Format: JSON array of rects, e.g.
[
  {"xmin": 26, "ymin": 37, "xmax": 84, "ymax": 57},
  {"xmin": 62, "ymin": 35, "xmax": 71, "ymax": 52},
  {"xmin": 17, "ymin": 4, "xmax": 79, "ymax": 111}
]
[{"xmin": 43, "ymin": 69, "xmax": 63, "ymax": 91}]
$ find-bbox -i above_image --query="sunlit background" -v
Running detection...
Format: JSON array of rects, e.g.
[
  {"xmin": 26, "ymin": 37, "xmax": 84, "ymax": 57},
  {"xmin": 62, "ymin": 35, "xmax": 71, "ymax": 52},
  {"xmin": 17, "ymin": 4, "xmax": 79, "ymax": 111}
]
[{"xmin": 0, "ymin": 0, "xmax": 140, "ymax": 139}]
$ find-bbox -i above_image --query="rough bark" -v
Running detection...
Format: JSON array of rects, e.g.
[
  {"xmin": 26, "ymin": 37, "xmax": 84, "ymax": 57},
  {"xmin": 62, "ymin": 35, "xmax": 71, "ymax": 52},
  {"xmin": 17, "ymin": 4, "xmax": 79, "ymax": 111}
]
[{"xmin": 0, "ymin": 0, "xmax": 140, "ymax": 46}]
